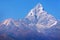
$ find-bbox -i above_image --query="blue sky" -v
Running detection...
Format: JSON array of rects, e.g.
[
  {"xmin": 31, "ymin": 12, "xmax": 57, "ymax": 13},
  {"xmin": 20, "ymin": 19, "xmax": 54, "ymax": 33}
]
[{"xmin": 0, "ymin": 0, "xmax": 60, "ymax": 21}]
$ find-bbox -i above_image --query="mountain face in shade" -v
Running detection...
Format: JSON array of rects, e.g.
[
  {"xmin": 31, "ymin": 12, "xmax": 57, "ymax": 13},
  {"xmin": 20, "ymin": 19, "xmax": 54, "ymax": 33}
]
[{"xmin": 0, "ymin": 3, "xmax": 60, "ymax": 40}]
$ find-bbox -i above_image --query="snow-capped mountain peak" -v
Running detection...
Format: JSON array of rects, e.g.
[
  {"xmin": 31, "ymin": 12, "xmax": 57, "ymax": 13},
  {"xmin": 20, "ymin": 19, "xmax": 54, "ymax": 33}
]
[
  {"xmin": 2, "ymin": 18, "xmax": 19, "ymax": 27},
  {"xmin": 26, "ymin": 3, "xmax": 44, "ymax": 18},
  {"xmin": 2, "ymin": 18, "xmax": 14, "ymax": 26},
  {"xmin": 25, "ymin": 3, "xmax": 57, "ymax": 29},
  {"xmin": 35, "ymin": 3, "xmax": 43, "ymax": 10}
]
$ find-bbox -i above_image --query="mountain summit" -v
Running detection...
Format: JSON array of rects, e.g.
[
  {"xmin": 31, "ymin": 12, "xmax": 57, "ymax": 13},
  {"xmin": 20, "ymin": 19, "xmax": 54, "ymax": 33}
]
[
  {"xmin": 0, "ymin": 3, "xmax": 60, "ymax": 40},
  {"xmin": 26, "ymin": 3, "xmax": 57, "ymax": 29}
]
